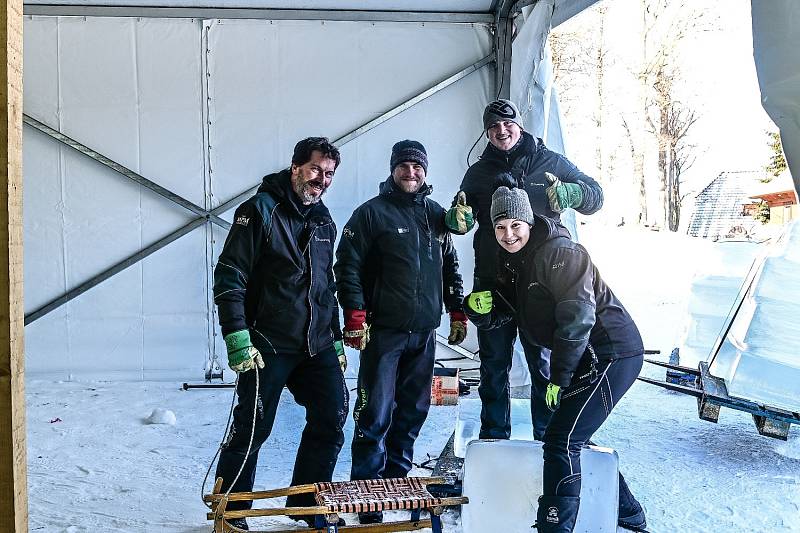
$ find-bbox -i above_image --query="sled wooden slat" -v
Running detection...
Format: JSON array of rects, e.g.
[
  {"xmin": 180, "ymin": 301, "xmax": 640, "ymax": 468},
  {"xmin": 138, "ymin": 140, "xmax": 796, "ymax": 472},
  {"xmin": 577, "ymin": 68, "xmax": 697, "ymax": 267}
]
[
  {"xmin": 204, "ymin": 483, "xmax": 318, "ymax": 502},
  {"xmin": 206, "ymin": 476, "xmax": 467, "ymax": 532}
]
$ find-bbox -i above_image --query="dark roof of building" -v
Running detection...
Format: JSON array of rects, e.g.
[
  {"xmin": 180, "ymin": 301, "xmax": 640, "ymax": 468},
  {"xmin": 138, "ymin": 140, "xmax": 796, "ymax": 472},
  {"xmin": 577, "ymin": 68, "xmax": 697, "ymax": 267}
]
[{"xmin": 687, "ymin": 171, "xmax": 763, "ymax": 239}]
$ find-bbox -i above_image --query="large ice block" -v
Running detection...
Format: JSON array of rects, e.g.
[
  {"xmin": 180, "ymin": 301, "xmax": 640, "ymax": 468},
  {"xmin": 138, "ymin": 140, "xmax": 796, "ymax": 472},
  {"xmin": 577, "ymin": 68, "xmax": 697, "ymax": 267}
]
[
  {"xmin": 709, "ymin": 221, "xmax": 800, "ymax": 413},
  {"xmin": 454, "ymin": 398, "xmax": 534, "ymax": 458},
  {"xmin": 677, "ymin": 240, "xmax": 763, "ymax": 368},
  {"xmin": 461, "ymin": 439, "xmax": 619, "ymax": 533}
]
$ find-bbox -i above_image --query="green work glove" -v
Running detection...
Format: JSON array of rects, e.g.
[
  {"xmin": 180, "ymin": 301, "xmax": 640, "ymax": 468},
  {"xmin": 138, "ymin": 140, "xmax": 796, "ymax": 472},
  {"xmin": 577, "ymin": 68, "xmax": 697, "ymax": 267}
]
[
  {"xmin": 545, "ymin": 172, "xmax": 583, "ymax": 213},
  {"xmin": 445, "ymin": 191, "xmax": 475, "ymax": 234},
  {"xmin": 334, "ymin": 340, "xmax": 347, "ymax": 373},
  {"xmin": 223, "ymin": 330, "xmax": 265, "ymax": 373},
  {"xmin": 466, "ymin": 291, "xmax": 493, "ymax": 315},
  {"xmin": 545, "ymin": 383, "xmax": 563, "ymax": 412}
]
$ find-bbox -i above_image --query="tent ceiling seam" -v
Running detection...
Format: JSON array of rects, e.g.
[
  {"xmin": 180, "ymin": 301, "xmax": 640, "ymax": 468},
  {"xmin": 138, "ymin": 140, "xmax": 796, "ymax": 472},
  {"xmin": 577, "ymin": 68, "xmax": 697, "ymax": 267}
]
[{"xmin": 23, "ymin": 5, "xmax": 495, "ymax": 24}]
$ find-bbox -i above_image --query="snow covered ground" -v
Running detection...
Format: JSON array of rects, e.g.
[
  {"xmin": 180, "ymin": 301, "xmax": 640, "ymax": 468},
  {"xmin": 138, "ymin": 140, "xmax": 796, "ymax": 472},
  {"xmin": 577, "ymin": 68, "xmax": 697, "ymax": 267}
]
[{"xmin": 26, "ymin": 226, "xmax": 800, "ymax": 532}]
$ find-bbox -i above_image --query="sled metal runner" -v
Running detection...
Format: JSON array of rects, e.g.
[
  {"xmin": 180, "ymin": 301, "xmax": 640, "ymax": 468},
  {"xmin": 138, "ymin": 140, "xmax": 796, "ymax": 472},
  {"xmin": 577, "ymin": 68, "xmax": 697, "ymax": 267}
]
[
  {"xmin": 639, "ymin": 359, "xmax": 800, "ymax": 440},
  {"xmin": 205, "ymin": 476, "xmax": 468, "ymax": 532}
]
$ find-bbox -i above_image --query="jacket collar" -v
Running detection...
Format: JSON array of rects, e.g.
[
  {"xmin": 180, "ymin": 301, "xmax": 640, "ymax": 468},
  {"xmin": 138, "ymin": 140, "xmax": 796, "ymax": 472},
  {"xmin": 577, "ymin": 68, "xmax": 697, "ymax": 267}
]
[
  {"xmin": 480, "ymin": 130, "xmax": 540, "ymax": 167},
  {"xmin": 379, "ymin": 175, "xmax": 432, "ymax": 205}
]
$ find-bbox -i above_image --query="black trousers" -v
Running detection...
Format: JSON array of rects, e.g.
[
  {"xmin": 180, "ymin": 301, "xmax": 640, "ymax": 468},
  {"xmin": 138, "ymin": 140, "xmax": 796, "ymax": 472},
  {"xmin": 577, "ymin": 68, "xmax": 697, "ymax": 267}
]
[
  {"xmin": 476, "ymin": 321, "xmax": 553, "ymax": 439},
  {"xmin": 215, "ymin": 341, "xmax": 348, "ymax": 511},
  {"xmin": 542, "ymin": 354, "xmax": 643, "ymax": 498},
  {"xmin": 350, "ymin": 327, "xmax": 435, "ymax": 481}
]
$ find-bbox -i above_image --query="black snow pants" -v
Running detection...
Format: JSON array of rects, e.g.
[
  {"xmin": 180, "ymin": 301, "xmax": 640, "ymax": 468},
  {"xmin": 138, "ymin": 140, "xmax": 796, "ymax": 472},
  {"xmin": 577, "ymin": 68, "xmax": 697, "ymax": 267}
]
[
  {"xmin": 215, "ymin": 340, "xmax": 348, "ymax": 511},
  {"xmin": 476, "ymin": 320, "xmax": 553, "ymax": 440},
  {"xmin": 542, "ymin": 353, "xmax": 643, "ymax": 498},
  {"xmin": 350, "ymin": 327, "xmax": 435, "ymax": 481}
]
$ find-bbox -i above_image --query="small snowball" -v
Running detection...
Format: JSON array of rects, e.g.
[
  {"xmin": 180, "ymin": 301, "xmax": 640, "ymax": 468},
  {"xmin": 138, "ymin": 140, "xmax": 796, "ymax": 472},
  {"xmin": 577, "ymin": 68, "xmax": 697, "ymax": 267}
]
[{"xmin": 145, "ymin": 408, "xmax": 176, "ymax": 426}]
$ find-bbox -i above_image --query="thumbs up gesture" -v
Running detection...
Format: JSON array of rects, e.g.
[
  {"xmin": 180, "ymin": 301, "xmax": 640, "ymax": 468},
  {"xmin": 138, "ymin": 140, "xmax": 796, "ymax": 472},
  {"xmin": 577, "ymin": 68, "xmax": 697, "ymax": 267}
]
[
  {"xmin": 545, "ymin": 172, "xmax": 583, "ymax": 213},
  {"xmin": 445, "ymin": 191, "xmax": 475, "ymax": 234}
]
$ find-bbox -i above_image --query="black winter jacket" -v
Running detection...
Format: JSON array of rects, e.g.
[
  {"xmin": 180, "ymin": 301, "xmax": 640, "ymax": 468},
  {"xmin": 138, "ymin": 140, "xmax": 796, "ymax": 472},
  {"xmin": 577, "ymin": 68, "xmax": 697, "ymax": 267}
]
[
  {"xmin": 457, "ymin": 132, "xmax": 604, "ymax": 286},
  {"xmin": 466, "ymin": 215, "xmax": 643, "ymax": 388},
  {"xmin": 334, "ymin": 177, "xmax": 464, "ymax": 332},
  {"xmin": 213, "ymin": 169, "xmax": 341, "ymax": 356}
]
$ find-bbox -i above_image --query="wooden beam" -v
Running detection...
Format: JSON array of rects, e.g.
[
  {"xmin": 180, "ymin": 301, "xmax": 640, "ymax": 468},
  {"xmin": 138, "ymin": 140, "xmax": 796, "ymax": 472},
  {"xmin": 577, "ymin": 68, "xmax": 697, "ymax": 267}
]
[{"xmin": 0, "ymin": 0, "xmax": 26, "ymax": 530}]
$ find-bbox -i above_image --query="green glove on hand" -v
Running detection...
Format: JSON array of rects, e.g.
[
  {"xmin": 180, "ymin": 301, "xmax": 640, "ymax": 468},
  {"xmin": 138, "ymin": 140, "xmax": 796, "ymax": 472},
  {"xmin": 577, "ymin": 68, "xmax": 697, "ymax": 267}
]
[
  {"xmin": 224, "ymin": 329, "xmax": 265, "ymax": 373},
  {"xmin": 545, "ymin": 172, "xmax": 583, "ymax": 213},
  {"xmin": 466, "ymin": 291, "xmax": 493, "ymax": 315},
  {"xmin": 545, "ymin": 383, "xmax": 563, "ymax": 412},
  {"xmin": 445, "ymin": 191, "xmax": 475, "ymax": 234},
  {"xmin": 334, "ymin": 340, "xmax": 347, "ymax": 373}
]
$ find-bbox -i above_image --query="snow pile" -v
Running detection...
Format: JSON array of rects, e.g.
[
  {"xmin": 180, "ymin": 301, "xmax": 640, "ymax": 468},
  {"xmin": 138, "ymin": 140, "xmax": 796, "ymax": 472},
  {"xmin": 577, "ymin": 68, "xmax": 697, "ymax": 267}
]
[{"xmin": 144, "ymin": 407, "xmax": 177, "ymax": 426}]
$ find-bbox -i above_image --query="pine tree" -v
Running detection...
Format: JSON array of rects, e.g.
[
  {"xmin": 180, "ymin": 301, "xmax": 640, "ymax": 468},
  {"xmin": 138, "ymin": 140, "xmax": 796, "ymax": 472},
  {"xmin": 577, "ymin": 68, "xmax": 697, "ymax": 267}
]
[{"xmin": 764, "ymin": 131, "xmax": 786, "ymax": 181}]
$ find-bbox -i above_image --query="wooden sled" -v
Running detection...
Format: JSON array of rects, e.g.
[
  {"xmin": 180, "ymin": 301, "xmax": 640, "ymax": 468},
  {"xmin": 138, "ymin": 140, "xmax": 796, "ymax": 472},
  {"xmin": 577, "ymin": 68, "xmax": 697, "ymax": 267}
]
[{"xmin": 204, "ymin": 476, "xmax": 469, "ymax": 533}]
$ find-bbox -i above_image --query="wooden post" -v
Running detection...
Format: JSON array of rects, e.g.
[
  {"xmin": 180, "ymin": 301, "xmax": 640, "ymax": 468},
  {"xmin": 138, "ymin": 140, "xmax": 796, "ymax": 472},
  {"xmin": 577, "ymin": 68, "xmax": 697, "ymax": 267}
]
[{"xmin": 0, "ymin": 0, "xmax": 26, "ymax": 531}]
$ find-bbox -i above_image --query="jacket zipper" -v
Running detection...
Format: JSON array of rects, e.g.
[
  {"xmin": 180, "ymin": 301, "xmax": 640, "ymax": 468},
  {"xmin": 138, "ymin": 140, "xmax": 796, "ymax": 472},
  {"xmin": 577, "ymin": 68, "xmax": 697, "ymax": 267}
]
[{"xmin": 306, "ymin": 225, "xmax": 316, "ymax": 356}]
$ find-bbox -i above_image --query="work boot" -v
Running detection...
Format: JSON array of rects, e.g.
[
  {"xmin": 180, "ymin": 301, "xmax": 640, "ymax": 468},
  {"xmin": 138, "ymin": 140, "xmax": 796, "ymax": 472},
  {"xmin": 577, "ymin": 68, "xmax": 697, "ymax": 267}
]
[
  {"xmin": 227, "ymin": 517, "xmax": 249, "ymax": 531},
  {"xmin": 358, "ymin": 510, "xmax": 384, "ymax": 524},
  {"xmin": 618, "ymin": 475, "xmax": 647, "ymax": 531},
  {"xmin": 534, "ymin": 495, "xmax": 580, "ymax": 532}
]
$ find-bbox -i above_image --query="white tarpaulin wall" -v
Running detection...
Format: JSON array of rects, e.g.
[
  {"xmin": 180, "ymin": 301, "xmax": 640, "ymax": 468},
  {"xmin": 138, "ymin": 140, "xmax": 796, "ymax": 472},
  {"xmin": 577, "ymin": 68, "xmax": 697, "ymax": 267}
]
[
  {"xmin": 23, "ymin": 15, "xmax": 492, "ymax": 379},
  {"xmin": 752, "ymin": 0, "xmax": 800, "ymax": 196}
]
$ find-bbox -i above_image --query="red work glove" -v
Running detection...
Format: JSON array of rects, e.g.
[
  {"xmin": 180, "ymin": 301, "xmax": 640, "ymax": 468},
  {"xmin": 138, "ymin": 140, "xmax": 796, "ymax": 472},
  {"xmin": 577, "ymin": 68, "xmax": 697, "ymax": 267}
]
[
  {"xmin": 343, "ymin": 309, "xmax": 370, "ymax": 350},
  {"xmin": 448, "ymin": 311, "xmax": 468, "ymax": 345}
]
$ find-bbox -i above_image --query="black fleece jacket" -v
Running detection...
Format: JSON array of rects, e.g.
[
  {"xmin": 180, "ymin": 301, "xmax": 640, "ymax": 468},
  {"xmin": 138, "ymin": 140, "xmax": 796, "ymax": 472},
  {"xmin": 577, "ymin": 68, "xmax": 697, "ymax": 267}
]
[
  {"xmin": 334, "ymin": 177, "xmax": 464, "ymax": 332},
  {"xmin": 213, "ymin": 169, "xmax": 341, "ymax": 356},
  {"xmin": 456, "ymin": 131, "xmax": 604, "ymax": 286},
  {"xmin": 466, "ymin": 215, "xmax": 643, "ymax": 388}
]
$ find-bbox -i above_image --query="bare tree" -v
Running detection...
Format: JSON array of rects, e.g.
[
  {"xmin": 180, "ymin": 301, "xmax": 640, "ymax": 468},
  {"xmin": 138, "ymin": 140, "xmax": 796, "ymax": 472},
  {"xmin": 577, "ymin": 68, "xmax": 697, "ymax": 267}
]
[
  {"xmin": 666, "ymin": 102, "xmax": 698, "ymax": 231},
  {"xmin": 628, "ymin": 0, "xmax": 707, "ymax": 228}
]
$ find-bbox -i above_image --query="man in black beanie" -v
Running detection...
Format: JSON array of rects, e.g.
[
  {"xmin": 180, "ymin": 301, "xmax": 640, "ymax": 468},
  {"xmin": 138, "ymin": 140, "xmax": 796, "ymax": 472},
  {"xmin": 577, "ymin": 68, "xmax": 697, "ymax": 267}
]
[
  {"xmin": 445, "ymin": 101, "xmax": 645, "ymax": 531},
  {"xmin": 334, "ymin": 140, "xmax": 466, "ymax": 525}
]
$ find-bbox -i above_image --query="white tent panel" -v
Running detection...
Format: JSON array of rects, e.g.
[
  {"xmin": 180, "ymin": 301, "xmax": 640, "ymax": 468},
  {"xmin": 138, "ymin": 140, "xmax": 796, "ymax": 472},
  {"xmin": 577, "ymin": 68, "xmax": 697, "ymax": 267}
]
[
  {"xmin": 23, "ymin": 129, "xmax": 66, "ymax": 311},
  {"xmin": 135, "ymin": 19, "xmax": 208, "ymax": 207},
  {"xmin": 206, "ymin": 19, "xmax": 491, "ymax": 207},
  {"xmin": 24, "ymin": 16, "xmax": 212, "ymax": 379},
  {"xmin": 752, "ymin": 0, "xmax": 800, "ymax": 194}
]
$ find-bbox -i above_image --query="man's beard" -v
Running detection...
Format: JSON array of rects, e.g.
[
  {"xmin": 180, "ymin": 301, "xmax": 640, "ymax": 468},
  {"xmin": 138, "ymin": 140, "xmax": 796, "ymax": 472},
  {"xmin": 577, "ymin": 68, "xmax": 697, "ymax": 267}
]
[{"xmin": 293, "ymin": 177, "xmax": 327, "ymax": 205}]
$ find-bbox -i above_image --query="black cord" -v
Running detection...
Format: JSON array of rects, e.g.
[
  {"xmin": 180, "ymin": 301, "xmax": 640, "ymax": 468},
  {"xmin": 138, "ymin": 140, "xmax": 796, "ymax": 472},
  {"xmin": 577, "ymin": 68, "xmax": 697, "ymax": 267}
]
[{"xmin": 465, "ymin": 130, "xmax": 484, "ymax": 169}]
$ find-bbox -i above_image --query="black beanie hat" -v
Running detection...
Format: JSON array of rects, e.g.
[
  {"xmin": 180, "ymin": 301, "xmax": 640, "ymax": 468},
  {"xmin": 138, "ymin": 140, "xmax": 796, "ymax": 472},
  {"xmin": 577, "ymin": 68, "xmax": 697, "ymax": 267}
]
[
  {"xmin": 390, "ymin": 140, "xmax": 428, "ymax": 174},
  {"xmin": 483, "ymin": 99, "xmax": 523, "ymax": 131}
]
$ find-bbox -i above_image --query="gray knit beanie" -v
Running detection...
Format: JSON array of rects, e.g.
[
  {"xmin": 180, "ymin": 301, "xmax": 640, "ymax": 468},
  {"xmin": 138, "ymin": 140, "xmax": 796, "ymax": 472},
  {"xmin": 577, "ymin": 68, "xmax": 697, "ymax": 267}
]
[
  {"xmin": 491, "ymin": 186, "xmax": 534, "ymax": 225},
  {"xmin": 483, "ymin": 99, "xmax": 523, "ymax": 131}
]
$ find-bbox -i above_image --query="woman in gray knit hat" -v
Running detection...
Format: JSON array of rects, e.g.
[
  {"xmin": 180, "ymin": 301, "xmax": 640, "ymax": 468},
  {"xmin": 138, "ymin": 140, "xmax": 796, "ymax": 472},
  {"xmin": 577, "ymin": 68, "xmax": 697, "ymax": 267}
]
[{"xmin": 464, "ymin": 186, "xmax": 646, "ymax": 533}]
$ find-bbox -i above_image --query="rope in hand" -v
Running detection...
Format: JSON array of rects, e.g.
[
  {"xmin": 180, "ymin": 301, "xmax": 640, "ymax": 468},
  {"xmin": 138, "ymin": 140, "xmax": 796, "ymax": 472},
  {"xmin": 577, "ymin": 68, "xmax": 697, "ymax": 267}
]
[{"xmin": 201, "ymin": 368, "xmax": 261, "ymax": 513}]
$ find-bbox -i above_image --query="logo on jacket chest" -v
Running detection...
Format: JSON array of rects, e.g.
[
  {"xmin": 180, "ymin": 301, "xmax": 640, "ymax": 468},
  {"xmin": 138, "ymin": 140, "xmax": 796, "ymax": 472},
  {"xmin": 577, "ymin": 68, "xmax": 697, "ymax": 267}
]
[
  {"xmin": 397, "ymin": 227, "xmax": 409, "ymax": 234},
  {"xmin": 235, "ymin": 214, "xmax": 250, "ymax": 226}
]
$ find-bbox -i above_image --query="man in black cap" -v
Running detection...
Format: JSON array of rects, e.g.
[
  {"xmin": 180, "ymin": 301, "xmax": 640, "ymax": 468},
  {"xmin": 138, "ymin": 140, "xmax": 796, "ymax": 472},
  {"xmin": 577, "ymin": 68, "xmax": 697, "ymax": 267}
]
[
  {"xmin": 335, "ymin": 140, "xmax": 466, "ymax": 525},
  {"xmin": 446, "ymin": 99, "xmax": 605, "ymax": 441},
  {"xmin": 445, "ymin": 101, "xmax": 645, "ymax": 531}
]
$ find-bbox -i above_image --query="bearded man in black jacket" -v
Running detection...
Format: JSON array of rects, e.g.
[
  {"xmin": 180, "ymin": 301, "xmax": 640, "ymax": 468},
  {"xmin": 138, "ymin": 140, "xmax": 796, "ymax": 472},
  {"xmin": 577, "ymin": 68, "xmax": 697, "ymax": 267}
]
[
  {"xmin": 212, "ymin": 137, "xmax": 348, "ymax": 531},
  {"xmin": 335, "ymin": 140, "xmax": 465, "ymax": 525}
]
